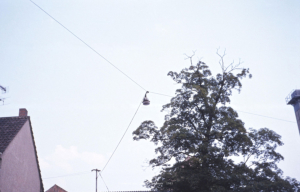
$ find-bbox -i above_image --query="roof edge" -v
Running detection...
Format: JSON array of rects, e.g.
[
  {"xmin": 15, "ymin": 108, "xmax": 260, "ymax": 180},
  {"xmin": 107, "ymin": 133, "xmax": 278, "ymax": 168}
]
[{"xmin": 27, "ymin": 117, "xmax": 44, "ymax": 192}]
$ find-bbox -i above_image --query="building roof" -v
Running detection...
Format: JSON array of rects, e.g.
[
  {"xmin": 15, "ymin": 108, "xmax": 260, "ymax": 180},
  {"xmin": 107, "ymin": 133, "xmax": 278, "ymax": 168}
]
[
  {"xmin": 0, "ymin": 115, "xmax": 44, "ymax": 192},
  {"xmin": 46, "ymin": 184, "xmax": 68, "ymax": 192},
  {"xmin": 0, "ymin": 116, "xmax": 28, "ymax": 153}
]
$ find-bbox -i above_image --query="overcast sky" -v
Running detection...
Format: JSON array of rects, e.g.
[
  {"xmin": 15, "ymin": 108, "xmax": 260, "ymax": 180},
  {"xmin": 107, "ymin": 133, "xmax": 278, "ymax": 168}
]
[{"xmin": 1, "ymin": 0, "xmax": 300, "ymax": 191}]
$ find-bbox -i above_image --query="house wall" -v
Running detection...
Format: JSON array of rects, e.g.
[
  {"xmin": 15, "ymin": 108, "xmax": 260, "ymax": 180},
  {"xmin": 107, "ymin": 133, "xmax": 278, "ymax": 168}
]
[{"xmin": 0, "ymin": 120, "xmax": 41, "ymax": 192}]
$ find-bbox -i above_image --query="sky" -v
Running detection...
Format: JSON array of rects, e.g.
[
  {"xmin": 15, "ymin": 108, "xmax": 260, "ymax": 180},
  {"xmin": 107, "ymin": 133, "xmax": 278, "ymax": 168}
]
[{"xmin": 1, "ymin": 0, "xmax": 300, "ymax": 191}]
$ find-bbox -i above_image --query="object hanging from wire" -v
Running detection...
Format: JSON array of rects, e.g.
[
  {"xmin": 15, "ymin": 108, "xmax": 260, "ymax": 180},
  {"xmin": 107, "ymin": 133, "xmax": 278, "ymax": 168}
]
[{"xmin": 142, "ymin": 91, "xmax": 150, "ymax": 105}]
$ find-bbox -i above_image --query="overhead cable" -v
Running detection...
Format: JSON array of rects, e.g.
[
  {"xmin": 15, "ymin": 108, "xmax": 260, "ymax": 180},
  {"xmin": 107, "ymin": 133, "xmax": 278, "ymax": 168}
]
[
  {"xmin": 149, "ymin": 91, "xmax": 173, "ymax": 97},
  {"xmin": 236, "ymin": 110, "xmax": 296, "ymax": 123},
  {"xmin": 149, "ymin": 92, "xmax": 296, "ymax": 124},
  {"xmin": 43, "ymin": 171, "xmax": 90, "ymax": 180},
  {"xmin": 101, "ymin": 101, "xmax": 142, "ymax": 173},
  {"xmin": 29, "ymin": 0, "xmax": 147, "ymax": 92},
  {"xmin": 99, "ymin": 172, "xmax": 110, "ymax": 191}
]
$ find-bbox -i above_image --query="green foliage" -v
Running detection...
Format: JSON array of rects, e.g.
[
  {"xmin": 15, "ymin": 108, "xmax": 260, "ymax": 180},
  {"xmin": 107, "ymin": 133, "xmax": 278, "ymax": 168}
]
[{"xmin": 133, "ymin": 57, "xmax": 300, "ymax": 192}]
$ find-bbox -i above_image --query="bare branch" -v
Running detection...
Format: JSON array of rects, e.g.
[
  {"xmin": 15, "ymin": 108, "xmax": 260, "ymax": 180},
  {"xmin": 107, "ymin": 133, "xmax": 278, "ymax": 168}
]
[
  {"xmin": 184, "ymin": 51, "xmax": 196, "ymax": 66},
  {"xmin": 216, "ymin": 48, "xmax": 227, "ymax": 71}
]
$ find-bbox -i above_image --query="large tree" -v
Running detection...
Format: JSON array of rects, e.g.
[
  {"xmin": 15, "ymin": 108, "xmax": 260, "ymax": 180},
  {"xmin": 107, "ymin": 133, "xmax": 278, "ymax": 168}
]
[{"xmin": 133, "ymin": 55, "xmax": 300, "ymax": 192}]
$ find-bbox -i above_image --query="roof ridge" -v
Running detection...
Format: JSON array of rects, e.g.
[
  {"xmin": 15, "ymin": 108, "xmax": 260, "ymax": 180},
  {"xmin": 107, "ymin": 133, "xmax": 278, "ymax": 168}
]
[{"xmin": 0, "ymin": 116, "xmax": 30, "ymax": 119}]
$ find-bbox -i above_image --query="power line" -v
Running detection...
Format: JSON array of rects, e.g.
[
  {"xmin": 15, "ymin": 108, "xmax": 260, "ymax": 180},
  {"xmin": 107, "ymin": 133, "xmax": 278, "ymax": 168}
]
[
  {"xmin": 41, "ymin": 100, "xmax": 141, "ymax": 181},
  {"xmin": 101, "ymin": 101, "xmax": 142, "ymax": 173},
  {"xmin": 41, "ymin": 102, "xmax": 142, "ymax": 181},
  {"xmin": 99, "ymin": 172, "xmax": 110, "ymax": 191},
  {"xmin": 29, "ymin": 0, "xmax": 147, "ymax": 92},
  {"xmin": 150, "ymin": 91, "xmax": 173, "ymax": 97},
  {"xmin": 150, "ymin": 92, "xmax": 296, "ymax": 124},
  {"xmin": 150, "ymin": 91, "xmax": 296, "ymax": 123},
  {"xmin": 236, "ymin": 110, "xmax": 296, "ymax": 123},
  {"xmin": 43, "ymin": 171, "xmax": 90, "ymax": 180},
  {"xmin": 148, "ymin": 92, "xmax": 295, "ymax": 123}
]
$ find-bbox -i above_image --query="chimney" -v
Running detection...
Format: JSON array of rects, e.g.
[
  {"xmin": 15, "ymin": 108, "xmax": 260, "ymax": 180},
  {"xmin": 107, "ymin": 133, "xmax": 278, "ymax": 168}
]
[{"xmin": 19, "ymin": 108, "xmax": 28, "ymax": 117}]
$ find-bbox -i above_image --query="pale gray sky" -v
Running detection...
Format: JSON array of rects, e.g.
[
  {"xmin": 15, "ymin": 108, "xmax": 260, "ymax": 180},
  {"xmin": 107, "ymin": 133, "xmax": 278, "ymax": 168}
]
[{"xmin": 1, "ymin": 0, "xmax": 300, "ymax": 191}]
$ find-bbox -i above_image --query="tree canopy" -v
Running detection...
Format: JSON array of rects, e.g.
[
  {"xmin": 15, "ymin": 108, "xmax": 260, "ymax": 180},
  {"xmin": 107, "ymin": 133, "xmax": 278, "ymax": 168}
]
[{"xmin": 132, "ymin": 55, "xmax": 300, "ymax": 192}]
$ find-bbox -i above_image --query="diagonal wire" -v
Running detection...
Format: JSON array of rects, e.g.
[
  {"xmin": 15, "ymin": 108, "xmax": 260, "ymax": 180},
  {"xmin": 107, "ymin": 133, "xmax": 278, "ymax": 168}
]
[
  {"xmin": 236, "ymin": 110, "xmax": 296, "ymax": 123},
  {"xmin": 29, "ymin": 0, "xmax": 146, "ymax": 92},
  {"xmin": 101, "ymin": 101, "xmax": 142, "ymax": 173},
  {"xmin": 99, "ymin": 172, "xmax": 110, "ymax": 191}
]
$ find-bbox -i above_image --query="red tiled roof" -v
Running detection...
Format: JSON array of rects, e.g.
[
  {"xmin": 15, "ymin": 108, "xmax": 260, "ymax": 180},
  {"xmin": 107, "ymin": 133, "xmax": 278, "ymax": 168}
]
[{"xmin": 46, "ymin": 184, "xmax": 68, "ymax": 192}]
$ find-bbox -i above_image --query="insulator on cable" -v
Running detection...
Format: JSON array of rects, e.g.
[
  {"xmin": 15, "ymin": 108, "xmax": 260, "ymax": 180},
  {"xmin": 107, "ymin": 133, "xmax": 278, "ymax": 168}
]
[{"xmin": 143, "ymin": 91, "xmax": 150, "ymax": 105}]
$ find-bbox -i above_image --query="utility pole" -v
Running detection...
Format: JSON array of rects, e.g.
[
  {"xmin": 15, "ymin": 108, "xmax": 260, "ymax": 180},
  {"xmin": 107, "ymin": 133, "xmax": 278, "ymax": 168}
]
[{"xmin": 91, "ymin": 169, "xmax": 101, "ymax": 192}]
